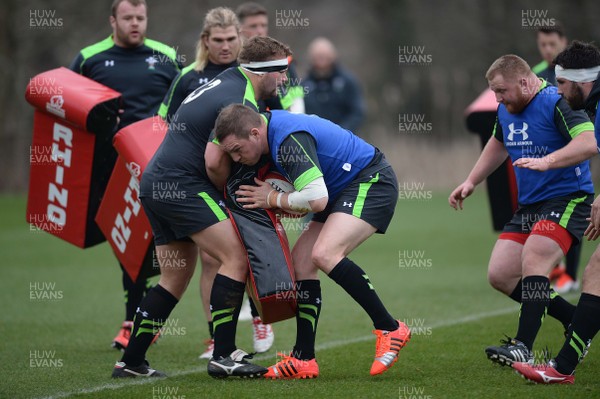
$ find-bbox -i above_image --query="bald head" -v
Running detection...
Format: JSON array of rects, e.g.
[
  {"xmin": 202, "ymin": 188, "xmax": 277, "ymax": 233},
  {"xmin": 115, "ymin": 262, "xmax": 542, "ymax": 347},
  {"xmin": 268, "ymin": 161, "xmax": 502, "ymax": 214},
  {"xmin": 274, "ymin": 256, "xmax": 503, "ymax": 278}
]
[{"xmin": 308, "ymin": 37, "xmax": 337, "ymax": 76}]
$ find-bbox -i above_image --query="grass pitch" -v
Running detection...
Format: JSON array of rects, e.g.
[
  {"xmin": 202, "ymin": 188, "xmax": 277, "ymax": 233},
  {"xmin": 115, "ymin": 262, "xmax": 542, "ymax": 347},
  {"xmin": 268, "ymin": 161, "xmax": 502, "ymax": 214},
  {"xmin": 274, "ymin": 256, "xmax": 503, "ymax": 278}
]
[{"xmin": 1, "ymin": 192, "xmax": 598, "ymax": 398}]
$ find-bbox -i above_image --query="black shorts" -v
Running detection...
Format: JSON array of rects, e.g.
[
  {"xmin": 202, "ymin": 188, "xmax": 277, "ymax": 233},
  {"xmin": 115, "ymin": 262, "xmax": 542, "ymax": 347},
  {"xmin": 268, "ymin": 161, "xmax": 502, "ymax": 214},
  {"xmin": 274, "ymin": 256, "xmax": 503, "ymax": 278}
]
[
  {"xmin": 312, "ymin": 152, "xmax": 398, "ymax": 233},
  {"xmin": 139, "ymin": 174, "xmax": 228, "ymax": 245},
  {"xmin": 502, "ymin": 191, "xmax": 593, "ymax": 244}
]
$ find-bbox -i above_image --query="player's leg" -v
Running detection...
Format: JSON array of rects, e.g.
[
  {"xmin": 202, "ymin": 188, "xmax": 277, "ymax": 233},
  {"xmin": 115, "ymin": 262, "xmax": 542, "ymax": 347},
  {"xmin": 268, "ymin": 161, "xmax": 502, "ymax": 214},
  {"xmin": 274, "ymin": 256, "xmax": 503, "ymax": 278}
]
[
  {"xmin": 314, "ymin": 212, "xmax": 396, "ymax": 326},
  {"xmin": 191, "ymin": 219, "xmax": 267, "ymax": 378},
  {"xmin": 553, "ymin": 248, "xmax": 600, "ymax": 373},
  {"xmin": 556, "ymin": 242, "xmax": 581, "ymax": 294},
  {"xmin": 114, "ymin": 240, "xmax": 197, "ymax": 377},
  {"xmin": 516, "ymin": 233, "xmax": 565, "ymax": 347},
  {"xmin": 315, "ymin": 212, "xmax": 409, "ymax": 376},
  {"xmin": 487, "ymin": 234, "xmax": 576, "ymax": 328},
  {"xmin": 264, "ymin": 220, "xmax": 323, "ymax": 380},
  {"xmin": 198, "ymin": 249, "xmax": 219, "ymax": 359},
  {"xmin": 111, "ymin": 263, "xmax": 149, "ymax": 351},
  {"xmin": 487, "ymin": 237, "xmax": 524, "ymax": 296},
  {"xmin": 292, "ymin": 219, "xmax": 325, "ymax": 359},
  {"xmin": 485, "ymin": 230, "xmax": 566, "ymax": 366},
  {"xmin": 514, "ymin": 247, "xmax": 600, "ymax": 384},
  {"xmin": 515, "ymin": 194, "xmax": 592, "ymax": 355},
  {"xmin": 484, "ymin": 235, "xmax": 536, "ymax": 365}
]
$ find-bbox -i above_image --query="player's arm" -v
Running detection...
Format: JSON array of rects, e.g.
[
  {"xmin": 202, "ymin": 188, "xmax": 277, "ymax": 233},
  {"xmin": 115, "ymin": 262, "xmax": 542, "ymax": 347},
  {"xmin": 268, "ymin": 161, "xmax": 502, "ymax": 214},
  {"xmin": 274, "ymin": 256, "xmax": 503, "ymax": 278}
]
[
  {"xmin": 236, "ymin": 132, "xmax": 328, "ymax": 213},
  {"xmin": 276, "ymin": 132, "xmax": 327, "ymax": 213},
  {"xmin": 514, "ymin": 99, "xmax": 596, "ymax": 171},
  {"xmin": 449, "ymin": 118, "xmax": 508, "ymax": 210},
  {"xmin": 205, "ymin": 135, "xmax": 231, "ymax": 191}
]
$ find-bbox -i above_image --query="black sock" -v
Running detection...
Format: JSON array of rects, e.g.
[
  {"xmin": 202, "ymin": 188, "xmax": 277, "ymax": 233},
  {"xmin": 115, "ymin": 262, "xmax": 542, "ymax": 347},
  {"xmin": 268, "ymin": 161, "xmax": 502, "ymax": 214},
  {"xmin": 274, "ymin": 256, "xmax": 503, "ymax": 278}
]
[
  {"xmin": 555, "ymin": 293, "xmax": 600, "ymax": 375},
  {"xmin": 121, "ymin": 284, "xmax": 178, "ymax": 366},
  {"xmin": 565, "ymin": 242, "xmax": 581, "ymax": 281},
  {"xmin": 508, "ymin": 279, "xmax": 523, "ymax": 303},
  {"xmin": 328, "ymin": 258, "xmax": 397, "ymax": 331},
  {"xmin": 249, "ymin": 297, "xmax": 260, "ymax": 318},
  {"xmin": 548, "ymin": 290, "xmax": 576, "ymax": 330},
  {"xmin": 292, "ymin": 280, "xmax": 322, "ymax": 360},
  {"xmin": 515, "ymin": 276, "xmax": 550, "ymax": 350},
  {"xmin": 208, "ymin": 321, "xmax": 214, "ymax": 339},
  {"xmin": 121, "ymin": 265, "xmax": 150, "ymax": 321},
  {"xmin": 210, "ymin": 274, "xmax": 245, "ymax": 358},
  {"xmin": 509, "ymin": 279, "xmax": 575, "ymax": 330}
]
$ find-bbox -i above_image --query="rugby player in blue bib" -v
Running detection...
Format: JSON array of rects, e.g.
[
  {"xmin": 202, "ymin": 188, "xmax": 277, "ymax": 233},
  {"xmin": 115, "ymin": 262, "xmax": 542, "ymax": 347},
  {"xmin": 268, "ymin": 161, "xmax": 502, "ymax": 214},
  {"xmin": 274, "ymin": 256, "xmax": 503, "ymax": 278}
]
[
  {"xmin": 449, "ymin": 54, "xmax": 597, "ymax": 367},
  {"xmin": 211, "ymin": 104, "xmax": 411, "ymax": 378},
  {"xmin": 514, "ymin": 41, "xmax": 600, "ymax": 385}
]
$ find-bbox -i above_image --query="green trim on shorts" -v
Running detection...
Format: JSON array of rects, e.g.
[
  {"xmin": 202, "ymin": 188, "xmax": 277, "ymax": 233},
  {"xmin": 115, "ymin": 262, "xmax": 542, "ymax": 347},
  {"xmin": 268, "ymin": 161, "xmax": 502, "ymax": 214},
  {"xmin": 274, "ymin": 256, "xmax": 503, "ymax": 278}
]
[
  {"xmin": 352, "ymin": 173, "xmax": 380, "ymax": 218},
  {"xmin": 559, "ymin": 195, "xmax": 588, "ymax": 228},
  {"xmin": 197, "ymin": 192, "xmax": 227, "ymax": 221}
]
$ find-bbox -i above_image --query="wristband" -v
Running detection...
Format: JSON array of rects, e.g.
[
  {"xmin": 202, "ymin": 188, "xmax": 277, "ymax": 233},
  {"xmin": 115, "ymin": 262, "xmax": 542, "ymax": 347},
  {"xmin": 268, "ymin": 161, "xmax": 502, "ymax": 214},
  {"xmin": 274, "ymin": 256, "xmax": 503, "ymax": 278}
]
[{"xmin": 276, "ymin": 192, "xmax": 283, "ymax": 208}]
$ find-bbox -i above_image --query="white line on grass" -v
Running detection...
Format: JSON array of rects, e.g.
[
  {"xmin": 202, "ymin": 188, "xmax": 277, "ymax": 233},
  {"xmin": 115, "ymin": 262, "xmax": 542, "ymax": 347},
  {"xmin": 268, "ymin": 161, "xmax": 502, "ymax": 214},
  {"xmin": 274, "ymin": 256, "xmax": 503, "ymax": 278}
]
[{"xmin": 38, "ymin": 303, "xmax": 536, "ymax": 399}]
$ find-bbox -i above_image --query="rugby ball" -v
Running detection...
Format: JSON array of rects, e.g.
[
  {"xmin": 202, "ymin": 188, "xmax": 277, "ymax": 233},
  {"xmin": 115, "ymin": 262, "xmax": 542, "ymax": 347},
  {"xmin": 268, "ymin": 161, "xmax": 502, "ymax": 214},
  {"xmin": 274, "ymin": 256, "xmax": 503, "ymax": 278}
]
[{"xmin": 263, "ymin": 171, "xmax": 307, "ymax": 218}]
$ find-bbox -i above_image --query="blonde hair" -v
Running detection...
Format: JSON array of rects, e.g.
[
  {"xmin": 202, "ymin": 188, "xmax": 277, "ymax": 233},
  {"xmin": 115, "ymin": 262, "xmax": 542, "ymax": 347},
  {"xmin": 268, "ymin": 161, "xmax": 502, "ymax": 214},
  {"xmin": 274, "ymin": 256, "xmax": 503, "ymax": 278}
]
[
  {"xmin": 195, "ymin": 7, "xmax": 240, "ymax": 72},
  {"xmin": 485, "ymin": 54, "xmax": 532, "ymax": 81}
]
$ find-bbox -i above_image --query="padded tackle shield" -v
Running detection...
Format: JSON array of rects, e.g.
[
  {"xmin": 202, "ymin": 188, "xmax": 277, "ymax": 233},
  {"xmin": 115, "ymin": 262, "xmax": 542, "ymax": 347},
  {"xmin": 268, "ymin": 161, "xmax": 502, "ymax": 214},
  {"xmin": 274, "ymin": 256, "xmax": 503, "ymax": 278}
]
[
  {"xmin": 25, "ymin": 67, "xmax": 121, "ymax": 247},
  {"xmin": 226, "ymin": 163, "xmax": 297, "ymax": 324},
  {"xmin": 95, "ymin": 116, "xmax": 168, "ymax": 281}
]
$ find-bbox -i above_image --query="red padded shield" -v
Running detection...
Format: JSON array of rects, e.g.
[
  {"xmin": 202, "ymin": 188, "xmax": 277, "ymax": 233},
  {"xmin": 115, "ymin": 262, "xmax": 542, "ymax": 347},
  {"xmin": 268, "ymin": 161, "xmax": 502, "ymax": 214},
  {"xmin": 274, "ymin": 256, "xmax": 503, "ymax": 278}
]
[
  {"xmin": 25, "ymin": 68, "xmax": 121, "ymax": 248},
  {"xmin": 97, "ymin": 116, "xmax": 167, "ymax": 280}
]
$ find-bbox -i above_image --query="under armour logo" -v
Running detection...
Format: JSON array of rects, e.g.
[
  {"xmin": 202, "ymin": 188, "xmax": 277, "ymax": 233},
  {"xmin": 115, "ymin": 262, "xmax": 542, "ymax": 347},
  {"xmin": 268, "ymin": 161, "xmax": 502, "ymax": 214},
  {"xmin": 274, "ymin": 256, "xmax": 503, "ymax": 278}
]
[
  {"xmin": 550, "ymin": 211, "xmax": 561, "ymax": 218},
  {"xmin": 316, "ymin": 298, "xmax": 321, "ymax": 304},
  {"xmin": 136, "ymin": 307, "xmax": 149, "ymax": 318},
  {"xmin": 199, "ymin": 78, "xmax": 209, "ymax": 85},
  {"xmin": 507, "ymin": 122, "xmax": 529, "ymax": 141},
  {"xmin": 343, "ymin": 202, "xmax": 353, "ymax": 207},
  {"xmin": 105, "ymin": 60, "xmax": 115, "ymax": 67},
  {"xmin": 218, "ymin": 200, "xmax": 225, "ymax": 208}
]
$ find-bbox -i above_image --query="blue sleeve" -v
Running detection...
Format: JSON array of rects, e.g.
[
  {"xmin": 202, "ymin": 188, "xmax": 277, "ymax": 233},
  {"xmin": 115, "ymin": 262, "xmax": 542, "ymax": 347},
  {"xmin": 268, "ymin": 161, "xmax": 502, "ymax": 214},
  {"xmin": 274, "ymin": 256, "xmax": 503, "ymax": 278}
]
[{"xmin": 278, "ymin": 132, "xmax": 323, "ymax": 190}]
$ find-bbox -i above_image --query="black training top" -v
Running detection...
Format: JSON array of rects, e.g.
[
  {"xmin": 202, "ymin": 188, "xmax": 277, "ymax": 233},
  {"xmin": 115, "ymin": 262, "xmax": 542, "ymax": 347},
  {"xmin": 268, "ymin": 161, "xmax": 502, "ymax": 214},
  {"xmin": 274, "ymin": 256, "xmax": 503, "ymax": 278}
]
[
  {"xmin": 158, "ymin": 60, "xmax": 237, "ymax": 121},
  {"xmin": 143, "ymin": 67, "xmax": 258, "ymax": 184},
  {"xmin": 69, "ymin": 35, "xmax": 182, "ymax": 129}
]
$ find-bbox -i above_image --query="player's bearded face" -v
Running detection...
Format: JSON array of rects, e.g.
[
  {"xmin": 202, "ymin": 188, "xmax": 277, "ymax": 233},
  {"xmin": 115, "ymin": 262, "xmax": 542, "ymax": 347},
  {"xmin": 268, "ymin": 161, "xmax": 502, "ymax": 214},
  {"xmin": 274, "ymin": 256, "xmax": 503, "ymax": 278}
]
[
  {"xmin": 111, "ymin": 2, "xmax": 147, "ymax": 48},
  {"xmin": 489, "ymin": 75, "xmax": 529, "ymax": 114},
  {"xmin": 558, "ymin": 80, "xmax": 586, "ymax": 110},
  {"xmin": 507, "ymin": 85, "xmax": 530, "ymax": 114},
  {"xmin": 261, "ymin": 70, "xmax": 288, "ymax": 99}
]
